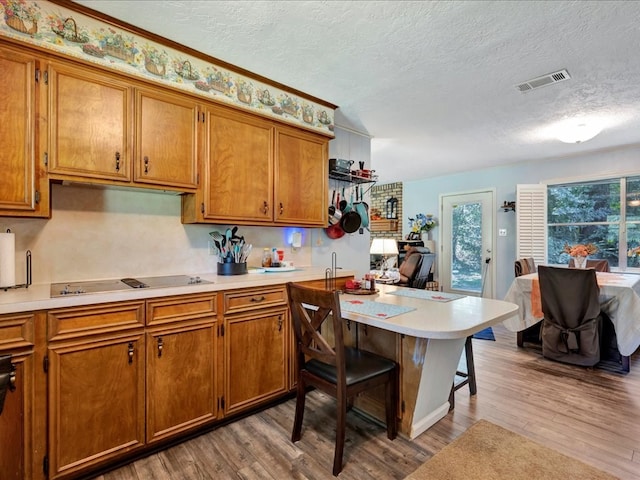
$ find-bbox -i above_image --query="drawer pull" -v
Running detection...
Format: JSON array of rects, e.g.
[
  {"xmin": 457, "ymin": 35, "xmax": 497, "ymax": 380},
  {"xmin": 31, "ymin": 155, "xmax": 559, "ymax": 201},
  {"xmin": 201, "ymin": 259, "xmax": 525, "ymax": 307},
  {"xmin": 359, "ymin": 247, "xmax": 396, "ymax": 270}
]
[
  {"xmin": 144, "ymin": 156, "xmax": 150, "ymax": 174},
  {"xmin": 115, "ymin": 151, "xmax": 121, "ymax": 172},
  {"xmin": 157, "ymin": 337, "xmax": 164, "ymax": 357},
  {"xmin": 277, "ymin": 315, "xmax": 283, "ymax": 332},
  {"xmin": 128, "ymin": 342, "xmax": 134, "ymax": 364},
  {"xmin": 279, "ymin": 202, "xmax": 284, "ymax": 215},
  {"xmin": 263, "ymin": 201, "xmax": 269, "ymax": 214},
  {"xmin": 250, "ymin": 296, "xmax": 266, "ymax": 303}
]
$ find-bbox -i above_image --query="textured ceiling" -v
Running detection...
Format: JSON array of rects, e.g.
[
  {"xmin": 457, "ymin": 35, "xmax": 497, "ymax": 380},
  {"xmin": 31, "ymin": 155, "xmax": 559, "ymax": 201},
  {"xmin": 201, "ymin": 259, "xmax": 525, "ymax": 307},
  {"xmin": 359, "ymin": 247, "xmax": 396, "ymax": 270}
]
[{"xmin": 76, "ymin": 0, "xmax": 640, "ymax": 183}]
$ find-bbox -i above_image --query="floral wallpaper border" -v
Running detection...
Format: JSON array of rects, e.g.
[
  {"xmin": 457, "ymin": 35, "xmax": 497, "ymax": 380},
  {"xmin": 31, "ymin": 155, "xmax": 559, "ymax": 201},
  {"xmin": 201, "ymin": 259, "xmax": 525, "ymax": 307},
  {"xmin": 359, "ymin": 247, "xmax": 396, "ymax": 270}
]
[{"xmin": 0, "ymin": 0, "xmax": 335, "ymax": 136}]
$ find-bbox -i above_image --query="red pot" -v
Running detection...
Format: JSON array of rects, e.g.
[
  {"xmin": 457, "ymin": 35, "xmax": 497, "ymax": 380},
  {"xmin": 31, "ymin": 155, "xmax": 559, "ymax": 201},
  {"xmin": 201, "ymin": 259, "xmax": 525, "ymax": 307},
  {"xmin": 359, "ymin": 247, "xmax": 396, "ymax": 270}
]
[{"xmin": 325, "ymin": 222, "xmax": 345, "ymax": 239}]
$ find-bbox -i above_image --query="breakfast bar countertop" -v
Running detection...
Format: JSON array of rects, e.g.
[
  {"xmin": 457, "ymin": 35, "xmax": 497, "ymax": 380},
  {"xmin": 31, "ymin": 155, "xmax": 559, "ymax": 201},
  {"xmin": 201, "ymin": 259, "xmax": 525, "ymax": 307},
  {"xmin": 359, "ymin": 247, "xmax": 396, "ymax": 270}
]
[{"xmin": 0, "ymin": 267, "xmax": 351, "ymax": 315}]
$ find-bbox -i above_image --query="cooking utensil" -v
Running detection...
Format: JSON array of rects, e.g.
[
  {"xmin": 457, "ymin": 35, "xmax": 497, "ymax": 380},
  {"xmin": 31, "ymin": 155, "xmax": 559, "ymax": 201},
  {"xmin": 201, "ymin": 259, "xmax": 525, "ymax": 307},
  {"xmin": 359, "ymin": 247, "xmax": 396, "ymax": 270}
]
[
  {"xmin": 355, "ymin": 185, "xmax": 369, "ymax": 229},
  {"xmin": 339, "ymin": 187, "xmax": 348, "ymax": 212},
  {"xmin": 340, "ymin": 190, "xmax": 362, "ymax": 233},
  {"xmin": 329, "ymin": 190, "xmax": 336, "ymax": 216},
  {"xmin": 328, "ymin": 189, "xmax": 342, "ymax": 225},
  {"xmin": 325, "ymin": 222, "xmax": 346, "ymax": 239}
]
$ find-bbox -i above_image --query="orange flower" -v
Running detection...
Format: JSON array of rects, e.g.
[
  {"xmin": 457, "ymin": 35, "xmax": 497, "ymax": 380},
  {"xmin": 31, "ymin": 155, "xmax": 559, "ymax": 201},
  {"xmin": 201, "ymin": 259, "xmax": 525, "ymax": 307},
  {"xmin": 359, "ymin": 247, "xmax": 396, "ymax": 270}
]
[
  {"xmin": 563, "ymin": 243, "xmax": 598, "ymax": 257},
  {"xmin": 628, "ymin": 246, "xmax": 640, "ymax": 257}
]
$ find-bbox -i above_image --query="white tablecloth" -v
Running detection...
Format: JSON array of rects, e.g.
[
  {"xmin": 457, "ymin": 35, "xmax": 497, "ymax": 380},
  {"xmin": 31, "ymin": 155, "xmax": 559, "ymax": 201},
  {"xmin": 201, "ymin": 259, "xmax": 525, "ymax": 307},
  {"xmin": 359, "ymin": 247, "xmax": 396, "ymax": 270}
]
[{"xmin": 503, "ymin": 272, "xmax": 640, "ymax": 356}]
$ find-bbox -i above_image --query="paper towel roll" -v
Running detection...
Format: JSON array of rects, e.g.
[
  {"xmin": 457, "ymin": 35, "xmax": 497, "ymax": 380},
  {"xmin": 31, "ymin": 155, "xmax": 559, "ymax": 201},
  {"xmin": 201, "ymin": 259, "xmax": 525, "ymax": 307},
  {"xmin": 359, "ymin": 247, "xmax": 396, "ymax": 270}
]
[{"xmin": 0, "ymin": 232, "xmax": 16, "ymax": 288}]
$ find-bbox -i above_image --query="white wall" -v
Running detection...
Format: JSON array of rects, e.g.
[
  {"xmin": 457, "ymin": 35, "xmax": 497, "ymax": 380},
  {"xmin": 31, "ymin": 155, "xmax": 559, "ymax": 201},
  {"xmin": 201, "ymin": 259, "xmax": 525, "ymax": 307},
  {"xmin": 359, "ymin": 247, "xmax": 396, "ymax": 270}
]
[
  {"xmin": 0, "ymin": 184, "xmax": 314, "ymax": 285},
  {"xmin": 311, "ymin": 126, "xmax": 372, "ymax": 278},
  {"xmin": 403, "ymin": 143, "xmax": 640, "ymax": 300}
]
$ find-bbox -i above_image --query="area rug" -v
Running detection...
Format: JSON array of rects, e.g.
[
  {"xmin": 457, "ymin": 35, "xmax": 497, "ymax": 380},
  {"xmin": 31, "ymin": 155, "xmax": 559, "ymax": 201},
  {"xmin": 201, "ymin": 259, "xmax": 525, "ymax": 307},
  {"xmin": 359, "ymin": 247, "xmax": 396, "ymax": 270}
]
[
  {"xmin": 404, "ymin": 419, "xmax": 617, "ymax": 480},
  {"xmin": 472, "ymin": 326, "xmax": 495, "ymax": 340}
]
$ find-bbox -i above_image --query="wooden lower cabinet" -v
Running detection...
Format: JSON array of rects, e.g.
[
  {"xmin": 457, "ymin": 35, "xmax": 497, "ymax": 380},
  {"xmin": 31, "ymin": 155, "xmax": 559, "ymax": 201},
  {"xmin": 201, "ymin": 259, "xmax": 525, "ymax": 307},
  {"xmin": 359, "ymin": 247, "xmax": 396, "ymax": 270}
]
[
  {"xmin": 47, "ymin": 302, "xmax": 146, "ymax": 479},
  {"xmin": 47, "ymin": 333, "xmax": 146, "ymax": 479},
  {"xmin": 4, "ymin": 284, "xmax": 303, "ymax": 478},
  {"xmin": 223, "ymin": 306, "xmax": 290, "ymax": 415},
  {"xmin": 0, "ymin": 312, "xmax": 43, "ymax": 480},
  {"xmin": 145, "ymin": 293, "xmax": 218, "ymax": 444}
]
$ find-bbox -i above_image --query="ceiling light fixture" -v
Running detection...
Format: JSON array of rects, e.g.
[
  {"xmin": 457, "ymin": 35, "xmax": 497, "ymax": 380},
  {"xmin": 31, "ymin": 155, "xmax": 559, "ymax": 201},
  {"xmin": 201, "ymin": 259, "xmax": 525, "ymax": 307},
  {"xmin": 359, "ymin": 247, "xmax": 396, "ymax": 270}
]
[{"xmin": 556, "ymin": 123, "xmax": 602, "ymax": 144}]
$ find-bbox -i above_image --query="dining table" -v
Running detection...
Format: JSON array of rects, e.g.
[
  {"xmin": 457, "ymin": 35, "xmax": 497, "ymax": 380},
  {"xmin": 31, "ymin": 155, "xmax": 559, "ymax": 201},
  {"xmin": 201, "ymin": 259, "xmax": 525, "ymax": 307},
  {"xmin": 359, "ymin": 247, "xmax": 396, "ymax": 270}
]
[
  {"xmin": 503, "ymin": 271, "xmax": 640, "ymax": 359},
  {"xmin": 338, "ymin": 284, "xmax": 519, "ymax": 439}
]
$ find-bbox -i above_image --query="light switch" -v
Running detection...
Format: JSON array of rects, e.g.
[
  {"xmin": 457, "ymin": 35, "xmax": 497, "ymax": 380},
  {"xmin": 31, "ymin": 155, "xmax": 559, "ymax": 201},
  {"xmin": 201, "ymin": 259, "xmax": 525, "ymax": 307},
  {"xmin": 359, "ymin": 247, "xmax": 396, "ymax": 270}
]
[{"xmin": 499, "ymin": 229, "xmax": 507, "ymax": 237}]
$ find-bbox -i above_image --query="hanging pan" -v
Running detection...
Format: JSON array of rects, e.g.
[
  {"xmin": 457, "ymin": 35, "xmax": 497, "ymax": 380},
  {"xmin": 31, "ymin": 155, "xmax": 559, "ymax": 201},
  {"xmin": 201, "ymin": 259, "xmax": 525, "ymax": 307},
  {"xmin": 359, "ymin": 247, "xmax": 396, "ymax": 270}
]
[{"xmin": 340, "ymin": 188, "xmax": 361, "ymax": 233}]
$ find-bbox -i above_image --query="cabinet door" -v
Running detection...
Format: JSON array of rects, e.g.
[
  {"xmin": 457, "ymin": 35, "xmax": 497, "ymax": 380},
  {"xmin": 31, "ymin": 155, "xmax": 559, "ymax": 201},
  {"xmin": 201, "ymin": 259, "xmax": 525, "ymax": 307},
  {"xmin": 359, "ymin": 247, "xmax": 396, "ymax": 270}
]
[
  {"xmin": 48, "ymin": 61, "xmax": 132, "ymax": 182},
  {"xmin": 224, "ymin": 308, "xmax": 288, "ymax": 415},
  {"xmin": 146, "ymin": 322, "xmax": 217, "ymax": 443},
  {"xmin": 0, "ymin": 45, "xmax": 48, "ymax": 217},
  {"xmin": 274, "ymin": 126, "xmax": 327, "ymax": 226},
  {"xmin": 48, "ymin": 334, "xmax": 145, "ymax": 478},
  {"xmin": 135, "ymin": 88, "xmax": 198, "ymax": 190},
  {"xmin": 0, "ymin": 354, "xmax": 34, "ymax": 480},
  {"xmin": 203, "ymin": 106, "xmax": 274, "ymax": 223}
]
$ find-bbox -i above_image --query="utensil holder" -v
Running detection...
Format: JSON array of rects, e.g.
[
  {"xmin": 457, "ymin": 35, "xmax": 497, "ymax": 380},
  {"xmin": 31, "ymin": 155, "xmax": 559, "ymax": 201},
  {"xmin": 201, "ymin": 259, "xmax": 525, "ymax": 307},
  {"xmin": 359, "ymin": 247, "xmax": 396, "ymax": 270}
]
[{"xmin": 217, "ymin": 262, "xmax": 247, "ymax": 276}]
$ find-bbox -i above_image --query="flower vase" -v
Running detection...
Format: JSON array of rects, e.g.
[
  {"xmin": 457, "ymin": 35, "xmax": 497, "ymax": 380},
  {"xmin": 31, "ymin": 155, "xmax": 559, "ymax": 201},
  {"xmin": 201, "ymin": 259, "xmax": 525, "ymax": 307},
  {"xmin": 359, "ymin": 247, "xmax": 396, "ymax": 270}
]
[{"xmin": 573, "ymin": 255, "xmax": 587, "ymax": 269}]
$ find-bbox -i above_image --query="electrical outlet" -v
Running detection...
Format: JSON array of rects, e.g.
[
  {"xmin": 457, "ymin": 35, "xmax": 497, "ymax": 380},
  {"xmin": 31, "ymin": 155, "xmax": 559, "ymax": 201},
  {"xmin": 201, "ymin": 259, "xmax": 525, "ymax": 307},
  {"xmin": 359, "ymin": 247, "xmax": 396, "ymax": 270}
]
[
  {"xmin": 292, "ymin": 232, "xmax": 302, "ymax": 248},
  {"xmin": 499, "ymin": 228, "xmax": 507, "ymax": 237},
  {"xmin": 208, "ymin": 240, "xmax": 216, "ymax": 255}
]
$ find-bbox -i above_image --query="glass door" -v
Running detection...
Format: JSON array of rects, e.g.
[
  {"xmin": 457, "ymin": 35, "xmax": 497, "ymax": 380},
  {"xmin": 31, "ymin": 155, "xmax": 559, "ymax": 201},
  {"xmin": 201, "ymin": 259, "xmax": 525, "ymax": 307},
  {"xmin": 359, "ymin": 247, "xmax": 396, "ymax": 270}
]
[{"xmin": 440, "ymin": 190, "xmax": 495, "ymax": 298}]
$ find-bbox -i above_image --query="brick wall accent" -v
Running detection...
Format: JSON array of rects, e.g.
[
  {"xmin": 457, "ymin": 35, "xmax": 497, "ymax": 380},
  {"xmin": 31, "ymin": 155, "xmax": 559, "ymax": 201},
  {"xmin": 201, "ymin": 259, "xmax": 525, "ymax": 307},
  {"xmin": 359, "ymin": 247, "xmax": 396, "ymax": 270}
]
[{"xmin": 370, "ymin": 182, "xmax": 403, "ymax": 242}]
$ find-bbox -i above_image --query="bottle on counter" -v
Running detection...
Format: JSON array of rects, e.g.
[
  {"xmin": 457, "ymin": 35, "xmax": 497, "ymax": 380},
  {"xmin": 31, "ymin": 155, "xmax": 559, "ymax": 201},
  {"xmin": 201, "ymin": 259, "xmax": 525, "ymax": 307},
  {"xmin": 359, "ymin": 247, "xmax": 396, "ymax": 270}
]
[
  {"xmin": 261, "ymin": 248, "xmax": 272, "ymax": 267},
  {"xmin": 271, "ymin": 247, "xmax": 280, "ymax": 267}
]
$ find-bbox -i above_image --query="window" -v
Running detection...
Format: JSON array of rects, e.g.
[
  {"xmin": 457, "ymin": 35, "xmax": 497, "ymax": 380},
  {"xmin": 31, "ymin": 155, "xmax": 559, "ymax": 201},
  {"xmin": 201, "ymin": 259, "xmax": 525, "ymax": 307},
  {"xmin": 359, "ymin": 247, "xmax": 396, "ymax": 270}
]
[{"xmin": 546, "ymin": 176, "xmax": 640, "ymax": 270}]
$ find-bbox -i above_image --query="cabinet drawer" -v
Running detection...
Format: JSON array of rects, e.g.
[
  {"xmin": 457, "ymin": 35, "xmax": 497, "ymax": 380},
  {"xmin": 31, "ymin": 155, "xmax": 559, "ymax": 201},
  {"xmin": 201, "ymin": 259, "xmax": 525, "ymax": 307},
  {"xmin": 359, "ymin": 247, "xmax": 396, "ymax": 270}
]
[
  {"xmin": 0, "ymin": 313, "xmax": 35, "ymax": 351},
  {"xmin": 48, "ymin": 301, "xmax": 144, "ymax": 341},
  {"xmin": 223, "ymin": 286, "xmax": 287, "ymax": 314},
  {"xmin": 146, "ymin": 293, "xmax": 217, "ymax": 326}
]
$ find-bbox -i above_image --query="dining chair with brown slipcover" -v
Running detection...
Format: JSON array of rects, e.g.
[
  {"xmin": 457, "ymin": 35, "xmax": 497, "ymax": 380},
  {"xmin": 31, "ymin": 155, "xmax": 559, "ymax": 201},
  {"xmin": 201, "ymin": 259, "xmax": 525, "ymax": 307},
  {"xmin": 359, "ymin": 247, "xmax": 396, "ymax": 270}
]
[
  {"xmin": 568, "ymin": 258, "xmax": 611, "ymax": 272},
  {"xmin": 286, "ymin": 282, "xmax": 398, "ymax": 476},
  {"xmin": 515, "ymin": 257, "xmax": 540, "ymax": 347},
  {"xmin": 538, "ymin": 265, "xmax": 603, "ymax": 367}
]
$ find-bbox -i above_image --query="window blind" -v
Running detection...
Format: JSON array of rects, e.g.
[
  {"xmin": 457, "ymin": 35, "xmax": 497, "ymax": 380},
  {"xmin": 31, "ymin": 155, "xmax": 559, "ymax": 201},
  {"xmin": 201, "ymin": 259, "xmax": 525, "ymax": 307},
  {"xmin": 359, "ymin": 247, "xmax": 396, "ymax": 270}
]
[{"xmin": 516, "ymin": 184, "xmax": 547, "ymax": 266}]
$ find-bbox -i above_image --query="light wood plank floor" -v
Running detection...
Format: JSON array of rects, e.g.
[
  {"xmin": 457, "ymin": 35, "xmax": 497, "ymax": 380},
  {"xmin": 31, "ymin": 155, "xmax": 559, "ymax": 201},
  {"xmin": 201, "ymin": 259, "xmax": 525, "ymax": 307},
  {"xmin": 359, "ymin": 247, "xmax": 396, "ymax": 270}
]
[{"xmin": 94, "ymin": 325, "xmax": 640, "ymax": 479}]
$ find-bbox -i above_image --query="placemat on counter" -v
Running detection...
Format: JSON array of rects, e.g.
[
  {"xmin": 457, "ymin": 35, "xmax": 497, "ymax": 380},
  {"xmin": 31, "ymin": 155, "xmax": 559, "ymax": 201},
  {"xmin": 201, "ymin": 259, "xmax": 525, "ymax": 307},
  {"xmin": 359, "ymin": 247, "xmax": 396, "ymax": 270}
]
[
  {"xmin": 388, "ymin": 289, "xmax": 465, "ymax": 302},
  {"xmin": 340, "ymin": 299, "xmax": 416, "ymax": 319}
]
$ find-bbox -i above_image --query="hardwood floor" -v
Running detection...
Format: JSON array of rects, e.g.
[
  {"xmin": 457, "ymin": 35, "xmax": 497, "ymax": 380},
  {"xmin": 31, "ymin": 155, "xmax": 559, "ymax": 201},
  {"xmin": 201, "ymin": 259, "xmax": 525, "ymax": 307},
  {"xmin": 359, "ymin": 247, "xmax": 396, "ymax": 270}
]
[{"xmin": 94, "ymin": 325, "xmax": 640, "ymax": 480}]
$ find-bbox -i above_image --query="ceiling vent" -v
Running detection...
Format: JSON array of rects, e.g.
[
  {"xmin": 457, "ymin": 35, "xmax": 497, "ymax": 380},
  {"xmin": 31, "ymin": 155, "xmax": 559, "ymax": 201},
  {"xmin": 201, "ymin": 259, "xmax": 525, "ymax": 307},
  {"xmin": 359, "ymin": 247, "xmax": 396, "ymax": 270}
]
[{"xmin": 515, "ymin": 69, "xmax": 571, "ymax": 93}]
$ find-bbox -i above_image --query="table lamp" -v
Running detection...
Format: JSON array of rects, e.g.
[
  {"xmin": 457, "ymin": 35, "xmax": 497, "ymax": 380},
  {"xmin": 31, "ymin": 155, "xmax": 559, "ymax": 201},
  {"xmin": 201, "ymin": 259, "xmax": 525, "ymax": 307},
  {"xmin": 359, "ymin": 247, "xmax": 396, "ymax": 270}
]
[{"xmin": 370, "ymin": 238, "xmax": 399, "ymax": 279}]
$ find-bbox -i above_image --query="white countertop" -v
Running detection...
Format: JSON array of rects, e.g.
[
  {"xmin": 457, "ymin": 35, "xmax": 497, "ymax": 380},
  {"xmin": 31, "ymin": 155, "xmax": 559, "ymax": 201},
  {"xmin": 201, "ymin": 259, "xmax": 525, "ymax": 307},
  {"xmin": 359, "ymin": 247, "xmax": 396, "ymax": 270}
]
[
  {"xmin": 340, "ymin": 284, "xmax": 519, "ymax": 339},
  {"xmin": 0, "ymin": 267, "xmax": 349, "ymax": 315}
]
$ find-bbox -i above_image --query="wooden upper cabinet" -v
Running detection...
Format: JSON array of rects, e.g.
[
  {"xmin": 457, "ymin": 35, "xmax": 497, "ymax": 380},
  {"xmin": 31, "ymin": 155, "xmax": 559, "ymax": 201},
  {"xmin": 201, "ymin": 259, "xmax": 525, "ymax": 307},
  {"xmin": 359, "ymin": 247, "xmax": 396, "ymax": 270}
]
[
  {"xmin": 134, "ymin": 88, "xmax": 199, "ymax": 190},
  {"xmin": 182, "ymin": 104, "xmax": 329, "ymax": 226},
  {"xmin": 48, "ymin": 60, "xmax": 132, "ymax": 183},
  {"xmin": 202, "ymin": 106, "xmax": 274, "ymax": 223},
  {"xmin": 274, "ymin": 126, "xmax": 328, "ymax": 226},
  {"xmin": 0, "ymin": 44, "xmax": 48, "ymax": 217}
]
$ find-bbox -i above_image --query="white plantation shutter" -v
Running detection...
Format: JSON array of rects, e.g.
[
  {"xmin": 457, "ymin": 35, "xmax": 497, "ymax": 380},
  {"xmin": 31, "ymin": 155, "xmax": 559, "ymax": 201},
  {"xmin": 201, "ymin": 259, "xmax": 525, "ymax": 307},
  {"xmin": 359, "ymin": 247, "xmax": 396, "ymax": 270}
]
[{"xmin": 516, "ymin": 184, "xmax": 547, "ymax": 266}]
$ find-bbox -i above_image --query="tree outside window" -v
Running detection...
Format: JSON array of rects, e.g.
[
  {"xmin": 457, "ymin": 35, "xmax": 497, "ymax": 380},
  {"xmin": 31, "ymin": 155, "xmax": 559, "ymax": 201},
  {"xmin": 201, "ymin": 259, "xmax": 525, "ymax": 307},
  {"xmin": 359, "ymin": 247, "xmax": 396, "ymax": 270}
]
[{"xmin": 547, "ymin": 176, "xmax": 640, "ymax": 270}]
